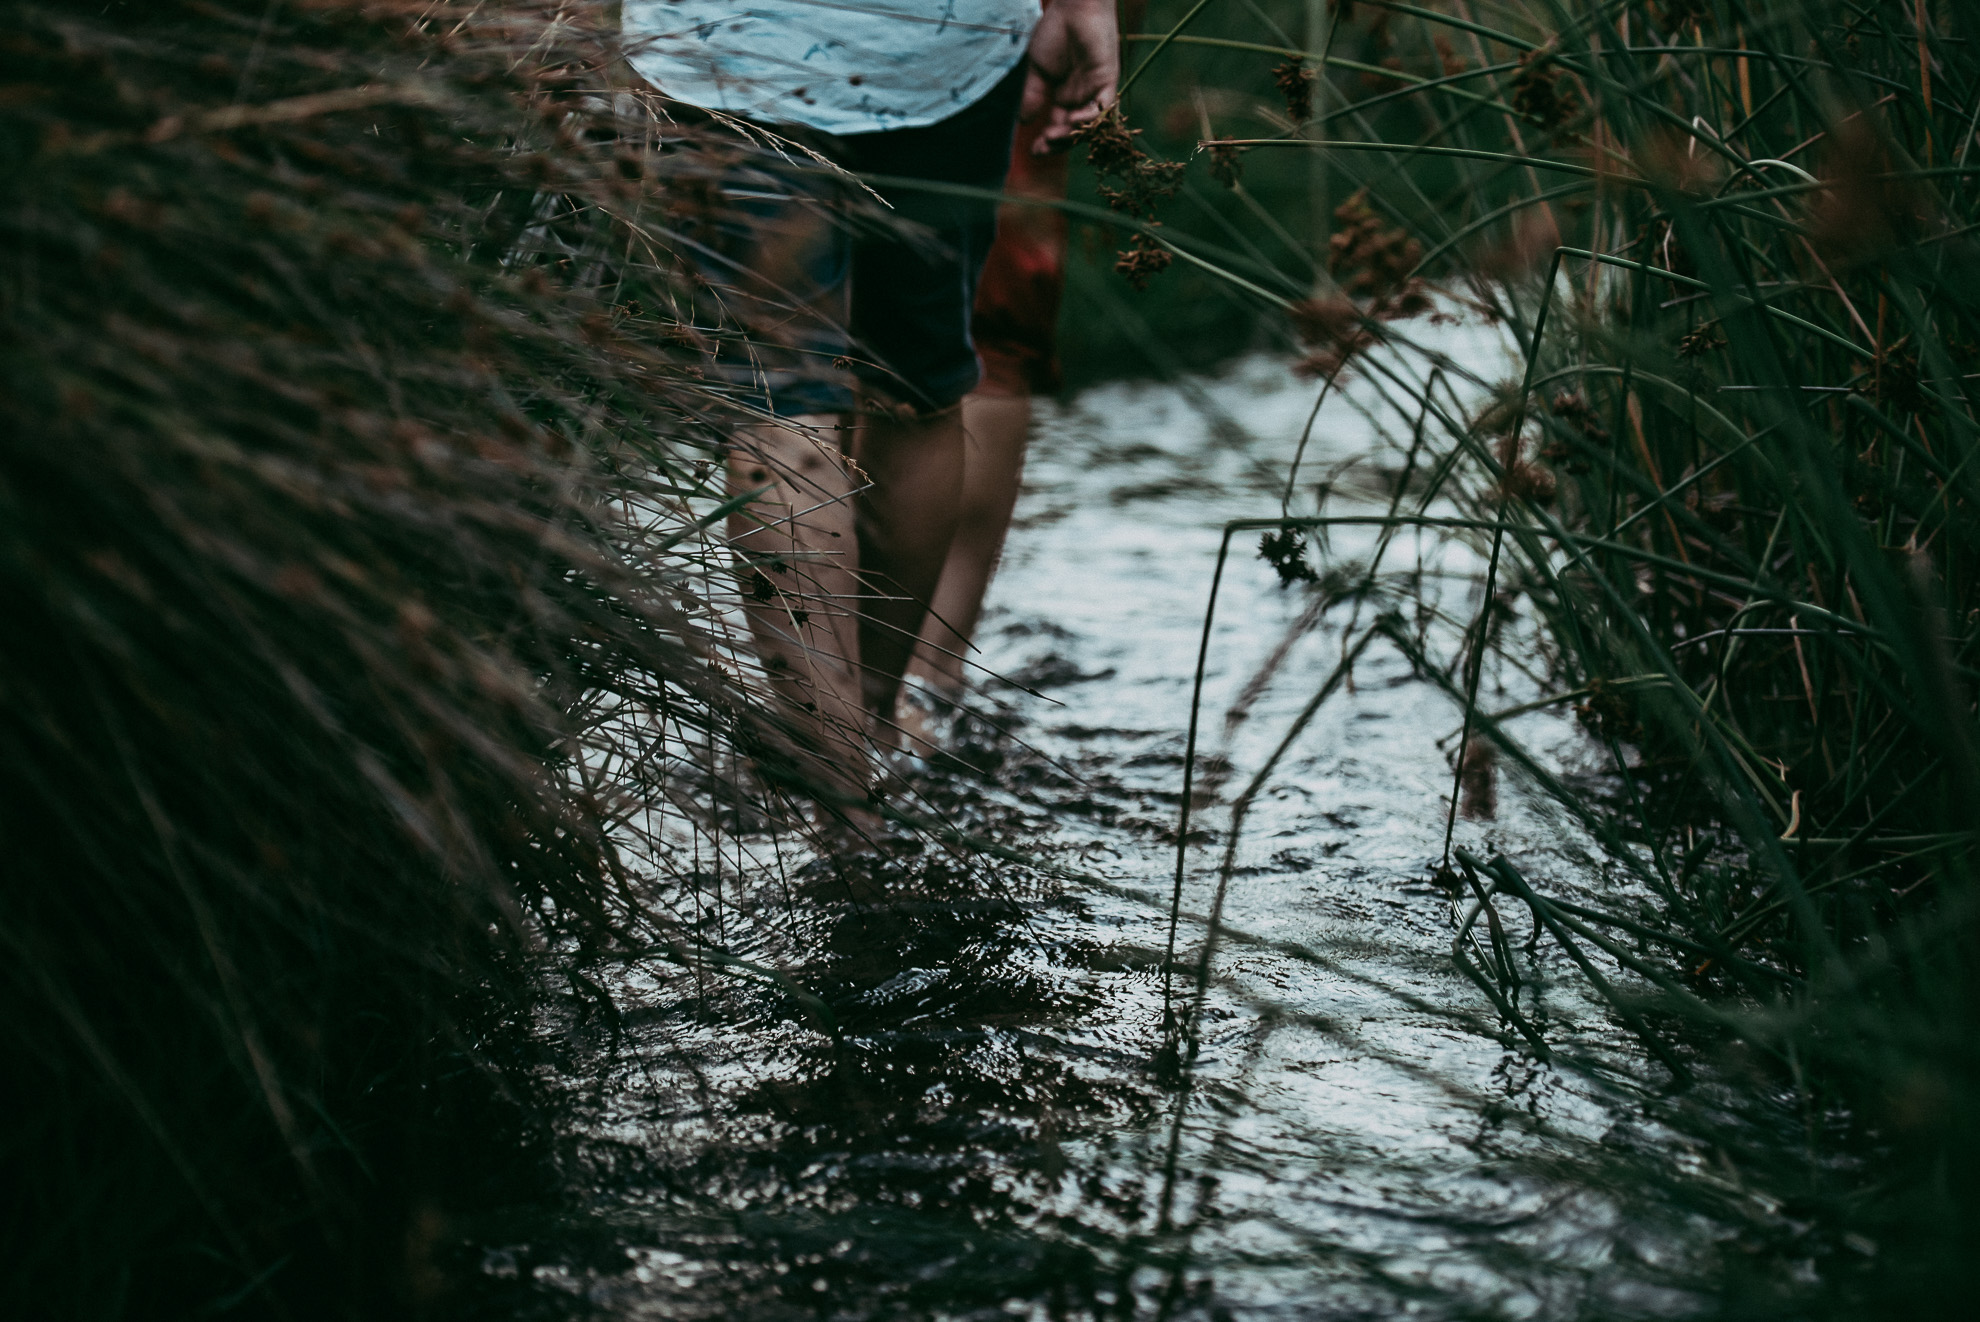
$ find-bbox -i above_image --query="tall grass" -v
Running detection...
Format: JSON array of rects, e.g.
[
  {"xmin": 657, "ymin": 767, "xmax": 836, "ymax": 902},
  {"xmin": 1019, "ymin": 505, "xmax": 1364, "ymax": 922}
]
[
  {"xmin": 1109, "ymin": 0, "xmax": 1980, "ymax": 1305},
  {"xmin": 0, "ymin": 2, "xmax": 810, "ymax": 1313}
]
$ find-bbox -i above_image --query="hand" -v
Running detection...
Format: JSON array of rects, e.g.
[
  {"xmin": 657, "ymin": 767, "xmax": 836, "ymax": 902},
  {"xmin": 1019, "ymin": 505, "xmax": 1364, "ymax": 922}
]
[{"xmin": 1021, "ymin": 0, "xmax": 1120, "ymax": 155}]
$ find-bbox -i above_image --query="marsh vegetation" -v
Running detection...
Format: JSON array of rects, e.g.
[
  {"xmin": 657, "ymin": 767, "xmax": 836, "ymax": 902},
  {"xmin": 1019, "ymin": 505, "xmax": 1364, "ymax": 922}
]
[
  {"xmin": 6, "ymin": 0, "xmax": 1980, "ymax": 1317},
  {"xmin": 1081, "ymin": 0, "xmax": 1980, "ymax": 1309}
]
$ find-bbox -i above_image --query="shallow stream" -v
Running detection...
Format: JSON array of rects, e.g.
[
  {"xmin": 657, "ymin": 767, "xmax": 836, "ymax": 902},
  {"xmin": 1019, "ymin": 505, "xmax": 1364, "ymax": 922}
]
[{"xmin": 459, "ymin": 348, "xmax": 1848, "ymax": 1320}]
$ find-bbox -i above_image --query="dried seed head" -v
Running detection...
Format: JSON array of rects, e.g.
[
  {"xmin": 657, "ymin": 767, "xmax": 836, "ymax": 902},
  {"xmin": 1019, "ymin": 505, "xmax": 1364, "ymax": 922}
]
[
  {"xmin": 1206, "ymin": 140, "xmax": 1245, "ymax": 188},
  {"xmin": 1074, "ymin": 105, "xmax": 1145, "ymax": 177},
  {"xmin": 1273, "ymin": 60, "xmax": 1316, "ymax": 123},
  {"xmin": 1509, "ymin": 45, "xmax": 1577, "ymax": 132},
  {"xmin": 1548, "ymin": 390, "xmax": 1609, "ymax": 442},
  {"xmin": 1114, "ymin": 232, "xmax": 1173, "ymax": 291},
  {"xmin": 1258, "ymin": 529, "xmax": 1320, "ymax": 587},
  {"xmin": 1493, "ymin": 432, "xmax": 1557, "ymax": 505},
  {"xmin": 1329, "ymin": 189, "xmax": 1426, "ymax": 309},
  {"xmin": 1288, "ymin": 294, "xmax": 1379, "ymax": 377},
  {"xmin": 1675, "ymin": 322, "xmax": 1728, "ymax": 359}
]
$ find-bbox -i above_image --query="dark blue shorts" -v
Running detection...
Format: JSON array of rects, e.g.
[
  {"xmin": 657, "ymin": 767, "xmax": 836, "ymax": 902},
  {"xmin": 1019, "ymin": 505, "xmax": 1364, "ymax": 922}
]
[{"xmin": 675, "ymin": 62, "xmax": 1026, "ymax": 417}]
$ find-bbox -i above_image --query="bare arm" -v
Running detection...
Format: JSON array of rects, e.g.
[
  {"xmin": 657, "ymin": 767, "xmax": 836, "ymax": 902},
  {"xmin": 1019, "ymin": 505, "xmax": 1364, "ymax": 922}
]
[{"xmin": 1021, "ymin": 0, "xmax": 1120, "ymax": 155}]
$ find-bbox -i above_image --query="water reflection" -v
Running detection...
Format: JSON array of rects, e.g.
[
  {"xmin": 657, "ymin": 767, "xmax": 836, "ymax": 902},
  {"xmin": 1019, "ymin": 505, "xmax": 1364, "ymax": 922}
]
[{"xmin": 458, "ymin": 348, "xmax": 1835, "ymax": 1319}]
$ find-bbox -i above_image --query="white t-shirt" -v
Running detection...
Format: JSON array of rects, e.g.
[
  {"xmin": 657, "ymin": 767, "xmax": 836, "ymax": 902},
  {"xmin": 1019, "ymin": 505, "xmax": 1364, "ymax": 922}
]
[{"xmin": 623, "ymin": 2, "xmax": 1040, "ymax": 136}]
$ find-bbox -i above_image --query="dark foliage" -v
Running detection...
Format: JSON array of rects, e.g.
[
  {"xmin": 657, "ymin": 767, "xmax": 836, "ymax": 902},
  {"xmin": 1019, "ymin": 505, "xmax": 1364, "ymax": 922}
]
[
  {"xmin": 0, "ymin": 2, "xmax": 789, "ymax": 1315},
  {"xmin": 1120, "ymin": 0, "xmax": 1980, "ymax": 1305}
]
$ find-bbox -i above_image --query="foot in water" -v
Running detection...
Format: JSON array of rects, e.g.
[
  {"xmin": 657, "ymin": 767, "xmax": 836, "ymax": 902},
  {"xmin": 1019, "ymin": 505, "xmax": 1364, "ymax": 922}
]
[{"xmin": 889, "ymin": 678, "xmax": 960, "ymax": 763}]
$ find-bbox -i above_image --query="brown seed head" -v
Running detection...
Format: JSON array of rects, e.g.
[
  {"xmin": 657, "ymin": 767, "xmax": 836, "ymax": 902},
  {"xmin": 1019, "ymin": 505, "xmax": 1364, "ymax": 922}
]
[
  {"xmin": 1273, "ymin": 60, "xmax": 1316, "ymax": 122},
  {"xmin": 1510, "ymin": 45, "xmax": 1578, "ymax": 132}
]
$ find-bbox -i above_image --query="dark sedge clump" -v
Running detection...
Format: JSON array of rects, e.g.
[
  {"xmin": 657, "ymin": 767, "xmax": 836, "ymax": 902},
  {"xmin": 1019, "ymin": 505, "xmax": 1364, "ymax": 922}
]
[{"xmin": 0, "ymin": 2, "xmax": 800, "ymax": 1314}]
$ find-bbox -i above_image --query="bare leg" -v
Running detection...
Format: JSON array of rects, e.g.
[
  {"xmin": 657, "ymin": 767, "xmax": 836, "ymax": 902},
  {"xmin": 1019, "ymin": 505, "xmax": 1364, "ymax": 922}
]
[
  {"xmin": 726, "ymin": 416, "xmax": 872, "ymax": 804},
  {"xmin": 850, "ymin": 403, "xmax": 966, "ymax": 732},
  {"xmin": 908, "ymin": 392, "xmax": 1032, "ymax": 697}
]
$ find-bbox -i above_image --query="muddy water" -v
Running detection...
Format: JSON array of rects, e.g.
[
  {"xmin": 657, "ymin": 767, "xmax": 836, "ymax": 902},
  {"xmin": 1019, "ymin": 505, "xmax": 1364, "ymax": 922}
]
[{"xmin": 461, "ymin": 347, "xmax": 1835, "ymax": 1319}]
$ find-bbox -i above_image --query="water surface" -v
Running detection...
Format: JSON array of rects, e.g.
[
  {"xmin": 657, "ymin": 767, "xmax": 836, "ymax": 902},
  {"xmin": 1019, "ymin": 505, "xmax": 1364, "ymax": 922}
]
[{"xmin": 460, "ymin": 347, "xmax": 1839, "ymax": 1320}]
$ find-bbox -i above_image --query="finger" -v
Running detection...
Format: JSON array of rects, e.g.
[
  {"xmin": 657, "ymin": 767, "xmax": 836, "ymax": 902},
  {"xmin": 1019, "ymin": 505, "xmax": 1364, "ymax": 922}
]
[
  {"xmin": 1064, "ymin": 97, "xmax": 1104, "ymax": 126},
  {"xmin": 1019, "ymin": 66, "xmax": 1050, "ymax": 122},
  {"xmin": 1054, "ymin": 73, "xmax": 1111, "ymax": 114},
  {"xmin": 1033, "ymin": 107, "xmax": 1075, "ymax": 156}
]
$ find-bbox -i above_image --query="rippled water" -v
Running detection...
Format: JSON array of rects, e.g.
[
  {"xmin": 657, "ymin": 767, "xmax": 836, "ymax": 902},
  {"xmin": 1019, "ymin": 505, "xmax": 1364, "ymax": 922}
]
[{"xmin": 457, "ymin": 343, "xmax": 1842, "ymax": 1320}]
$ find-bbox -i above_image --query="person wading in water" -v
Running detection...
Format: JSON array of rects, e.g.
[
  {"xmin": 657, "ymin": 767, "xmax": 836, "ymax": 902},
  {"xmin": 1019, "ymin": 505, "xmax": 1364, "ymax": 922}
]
[
  {"xmin": 621, "ymin": 1, "xmax": 1119, "ymax": 828},
  {"xmin": 903, "ymin": 0, "xmax": 1145, "ymax": 741}
]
